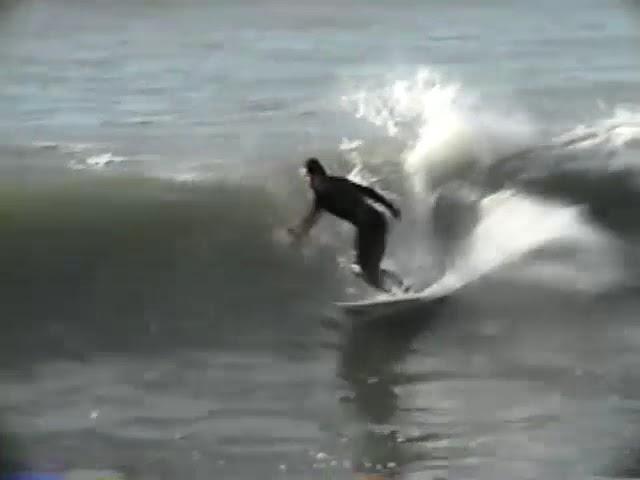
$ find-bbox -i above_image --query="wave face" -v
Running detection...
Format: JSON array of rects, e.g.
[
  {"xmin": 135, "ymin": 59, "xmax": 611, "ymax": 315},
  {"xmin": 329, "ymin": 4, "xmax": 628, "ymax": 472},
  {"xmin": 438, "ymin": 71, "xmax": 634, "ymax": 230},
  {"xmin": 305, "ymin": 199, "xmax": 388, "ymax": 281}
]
[{"xmin": 0, "ymin": 175, "xmax": 346, "ymax": 363}]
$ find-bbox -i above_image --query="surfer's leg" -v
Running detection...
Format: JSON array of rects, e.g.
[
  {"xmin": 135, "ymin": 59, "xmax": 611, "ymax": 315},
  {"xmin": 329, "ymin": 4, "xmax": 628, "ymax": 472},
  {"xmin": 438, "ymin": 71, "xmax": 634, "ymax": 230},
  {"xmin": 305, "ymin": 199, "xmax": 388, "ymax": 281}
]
[{"xmin": 355, "ymin": 217, "xmax": 388, "ymax": 292}]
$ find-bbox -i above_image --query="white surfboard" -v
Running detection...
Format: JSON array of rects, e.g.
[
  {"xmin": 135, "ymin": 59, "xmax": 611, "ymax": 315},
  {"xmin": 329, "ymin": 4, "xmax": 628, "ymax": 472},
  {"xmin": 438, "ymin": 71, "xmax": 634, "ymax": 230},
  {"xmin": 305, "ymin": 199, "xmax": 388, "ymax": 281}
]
[{"xmin": 335, "ymin": 274, "xmax": 465, "ymax": 316}]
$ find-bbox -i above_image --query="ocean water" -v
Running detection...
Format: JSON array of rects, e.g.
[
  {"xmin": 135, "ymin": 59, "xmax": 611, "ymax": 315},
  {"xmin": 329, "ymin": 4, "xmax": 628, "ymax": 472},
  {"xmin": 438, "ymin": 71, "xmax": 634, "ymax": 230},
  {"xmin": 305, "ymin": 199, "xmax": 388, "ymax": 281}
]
[{"xmin": 2, "ymin": 1, "xmax": 640, "ymax": 479}]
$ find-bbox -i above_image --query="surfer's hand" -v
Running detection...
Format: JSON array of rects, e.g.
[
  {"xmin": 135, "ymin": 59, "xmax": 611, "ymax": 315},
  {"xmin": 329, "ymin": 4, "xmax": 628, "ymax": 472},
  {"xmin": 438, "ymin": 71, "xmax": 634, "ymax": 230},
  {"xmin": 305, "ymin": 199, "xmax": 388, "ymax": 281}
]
[{"xmin": 391, "ymin": 206, "xmax": 401, "ymax": 219}]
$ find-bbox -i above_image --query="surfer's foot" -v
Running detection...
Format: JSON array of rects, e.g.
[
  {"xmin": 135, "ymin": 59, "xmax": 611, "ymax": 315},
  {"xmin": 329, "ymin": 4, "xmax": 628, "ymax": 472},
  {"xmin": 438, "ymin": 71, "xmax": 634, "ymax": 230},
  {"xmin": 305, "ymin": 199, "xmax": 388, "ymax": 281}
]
[
  {"xmin": 349, "ymin": 264, "xmax": 385, "ymax": 293},
  {"xmin": 381, "ymin": 269, "xmax": 413, "ymax": 294},
  {"xmin": 389, "ymin": 282, "xmax": 413, "ymax": 295},
  {"xmin": 348, "ymin": 263, "xmax": 413, "ymax": 295}
]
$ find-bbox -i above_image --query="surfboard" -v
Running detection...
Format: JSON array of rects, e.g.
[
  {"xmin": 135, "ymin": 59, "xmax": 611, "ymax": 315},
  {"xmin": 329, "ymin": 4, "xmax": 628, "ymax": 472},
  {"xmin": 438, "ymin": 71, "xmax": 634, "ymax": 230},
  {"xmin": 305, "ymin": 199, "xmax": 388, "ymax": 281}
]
[{"xmin": 335, "ymin": 274, "xmax": 464, "ymax": 316}]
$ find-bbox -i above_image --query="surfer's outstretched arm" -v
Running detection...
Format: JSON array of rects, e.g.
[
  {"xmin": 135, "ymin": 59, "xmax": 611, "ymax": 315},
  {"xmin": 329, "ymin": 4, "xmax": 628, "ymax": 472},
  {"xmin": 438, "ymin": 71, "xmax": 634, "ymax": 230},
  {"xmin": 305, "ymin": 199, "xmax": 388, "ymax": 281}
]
[
  {"xmin": 354, "ymin": 183, "xmax": 401, "ymax": 219},
  {"xmin": 288, "ymin": 200, "xmax": 322, "ymax": 242}
]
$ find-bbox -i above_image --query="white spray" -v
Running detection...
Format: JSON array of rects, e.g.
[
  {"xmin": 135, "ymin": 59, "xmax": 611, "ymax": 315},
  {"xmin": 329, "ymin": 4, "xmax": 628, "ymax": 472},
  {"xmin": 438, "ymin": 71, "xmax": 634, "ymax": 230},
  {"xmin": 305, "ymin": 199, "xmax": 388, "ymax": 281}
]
[{"xmin": 340, "ymin": 68, "xmax": 624, "ymax": 291}]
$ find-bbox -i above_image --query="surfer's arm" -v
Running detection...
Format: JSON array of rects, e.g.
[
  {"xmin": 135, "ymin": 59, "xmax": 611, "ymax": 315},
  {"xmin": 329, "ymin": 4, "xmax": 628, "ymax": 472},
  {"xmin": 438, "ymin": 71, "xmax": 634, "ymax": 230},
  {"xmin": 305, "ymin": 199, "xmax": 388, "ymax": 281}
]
[
  {"xmin": 288, "ymin": 201, "xmax": 322, "ymax": 241},
  {"xmin": 355, "ymin": 183, "xmax": 401, "ymax": 219}
]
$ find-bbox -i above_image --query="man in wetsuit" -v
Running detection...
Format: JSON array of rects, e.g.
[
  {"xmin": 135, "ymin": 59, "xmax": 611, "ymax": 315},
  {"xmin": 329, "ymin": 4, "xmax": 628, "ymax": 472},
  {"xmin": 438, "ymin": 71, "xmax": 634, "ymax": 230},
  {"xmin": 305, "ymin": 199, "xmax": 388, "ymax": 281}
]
[{"xmin": 288, "ymin": 158, "xmax": 404, "ymax": 292}]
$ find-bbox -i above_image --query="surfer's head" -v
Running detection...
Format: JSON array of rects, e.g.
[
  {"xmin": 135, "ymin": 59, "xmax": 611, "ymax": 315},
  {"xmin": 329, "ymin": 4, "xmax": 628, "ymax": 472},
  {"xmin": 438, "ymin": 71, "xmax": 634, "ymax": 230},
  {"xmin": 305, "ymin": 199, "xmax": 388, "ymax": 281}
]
[
  {"xmin": 305, "ymin": 157, "xmax": 326, "ymax": 177},
  {"xmin": 303, "ymin": 157, "xmax": 326, "ymax": 188}
]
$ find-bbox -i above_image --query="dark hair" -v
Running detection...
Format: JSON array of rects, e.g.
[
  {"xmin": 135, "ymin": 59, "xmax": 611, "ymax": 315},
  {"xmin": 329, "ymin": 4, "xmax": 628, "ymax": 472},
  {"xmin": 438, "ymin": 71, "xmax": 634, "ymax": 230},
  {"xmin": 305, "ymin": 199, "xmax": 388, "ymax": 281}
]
[{"xmin": 305, "ymin": 157, "xmax": 326, "ymax": 176}]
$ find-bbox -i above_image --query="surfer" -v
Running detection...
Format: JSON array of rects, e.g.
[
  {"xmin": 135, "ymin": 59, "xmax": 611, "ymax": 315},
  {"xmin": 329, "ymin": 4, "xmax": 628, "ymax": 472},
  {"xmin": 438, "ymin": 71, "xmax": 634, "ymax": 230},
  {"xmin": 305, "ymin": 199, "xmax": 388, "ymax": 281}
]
[{"xmin": 288, "ymin": 158, "xmax": 406, "ymax": 293}]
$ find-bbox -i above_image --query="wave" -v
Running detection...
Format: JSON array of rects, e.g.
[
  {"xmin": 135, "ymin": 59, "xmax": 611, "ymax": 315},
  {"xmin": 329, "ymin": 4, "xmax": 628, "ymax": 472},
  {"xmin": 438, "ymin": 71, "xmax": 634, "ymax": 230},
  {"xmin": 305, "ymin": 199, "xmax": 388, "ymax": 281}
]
[
  {"xmin": 552, "ymin": 107, "xmax": 640, "ymax": 152},
  {"xmin": 28, "ymin": 141, "xmax": 136, "ymax": 173},
  {"xmin": 341, "ymin": 68, "xmax": 536, "ymax": 199},
  {"xmin": 489, "ymin": 108, "xmax": 640, "ymax": 234},
  {"xmin": 340, "ymin": 69, "xmax": 640, "ymax": 210},
  {"xmin": 2, "ymin": 67, "xmax": 639, "ymax": 364},
  {"xmin": 68, "ymin": 152, "xmax": 128, "ymax": 170},
  {"xmin": 0, "ymin": 176, "xmax": 342, "ymax": 363},
  {"xmin": 339, "ymin": 68, "xmax": 634, "ymax": 290},
  {"xmin": 32, "ymin": 141, "xmax": 99, "ymax": 154}
]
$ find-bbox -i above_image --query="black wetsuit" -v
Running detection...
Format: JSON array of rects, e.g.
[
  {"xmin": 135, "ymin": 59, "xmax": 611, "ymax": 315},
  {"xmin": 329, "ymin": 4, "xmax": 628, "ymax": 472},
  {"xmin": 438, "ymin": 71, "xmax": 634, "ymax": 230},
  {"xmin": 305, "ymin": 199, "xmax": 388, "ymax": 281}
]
[{"xmin": 311, "ymin": 175, "xmax": 399, "ymax": 290}]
